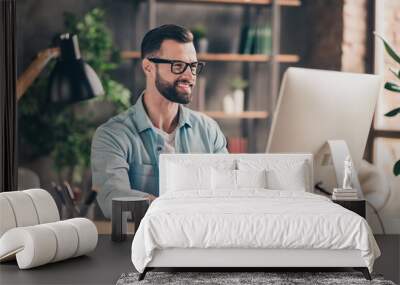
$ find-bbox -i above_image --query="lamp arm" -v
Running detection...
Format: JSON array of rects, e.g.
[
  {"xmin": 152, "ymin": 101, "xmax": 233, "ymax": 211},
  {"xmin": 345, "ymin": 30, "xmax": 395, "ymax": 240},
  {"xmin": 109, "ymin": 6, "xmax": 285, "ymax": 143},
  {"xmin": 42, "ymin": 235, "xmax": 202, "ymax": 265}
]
[{"xmin": 16, "ymin": 47, "xmax": 60, "ymax": 101}]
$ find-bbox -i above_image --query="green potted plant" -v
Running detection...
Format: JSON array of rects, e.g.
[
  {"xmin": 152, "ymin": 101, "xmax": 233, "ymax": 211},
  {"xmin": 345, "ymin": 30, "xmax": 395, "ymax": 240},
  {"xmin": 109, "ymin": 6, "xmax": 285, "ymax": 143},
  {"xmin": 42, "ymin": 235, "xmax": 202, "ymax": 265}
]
[
  {"xmin": 374, "ymin": 32, "xmax": 400, "ymax": 176},
  {"xmin": 229, "ymin": 77, "xmax": 248, "ymax": 113},
  {"xmin": 191, "ymin": 24, "xmax": 208, "ymax": 53},
  {"xmin": 19, "ymin": 8, "xmax": 131, "ymax": 187}
]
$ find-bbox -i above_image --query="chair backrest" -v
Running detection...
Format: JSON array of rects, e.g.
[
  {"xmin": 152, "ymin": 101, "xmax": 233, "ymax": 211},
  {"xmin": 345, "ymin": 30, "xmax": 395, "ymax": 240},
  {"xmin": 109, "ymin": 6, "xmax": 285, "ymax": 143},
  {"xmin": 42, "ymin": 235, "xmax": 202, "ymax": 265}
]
[{"xmin": 0, "ymin": 189, "xmax": 60, "ymax": 237}]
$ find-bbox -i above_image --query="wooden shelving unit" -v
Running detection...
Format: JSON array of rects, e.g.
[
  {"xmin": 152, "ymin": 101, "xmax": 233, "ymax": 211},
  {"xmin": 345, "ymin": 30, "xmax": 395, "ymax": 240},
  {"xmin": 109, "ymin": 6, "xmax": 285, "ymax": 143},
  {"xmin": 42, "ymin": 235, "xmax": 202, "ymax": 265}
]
[
  {"xmin": 121, "ymin": 51, "xmax": 300, "ymax": 63},
  {"xmin": 204, "ymin": 111, "xmax": 269, "ymax": 119},
  {"xmin": 130, "ymin": 0, "xmax": 301, "ymax": 152},
  {"xmin": 156, "ymin": 0, "xmax": 301, "ymax": 6}
]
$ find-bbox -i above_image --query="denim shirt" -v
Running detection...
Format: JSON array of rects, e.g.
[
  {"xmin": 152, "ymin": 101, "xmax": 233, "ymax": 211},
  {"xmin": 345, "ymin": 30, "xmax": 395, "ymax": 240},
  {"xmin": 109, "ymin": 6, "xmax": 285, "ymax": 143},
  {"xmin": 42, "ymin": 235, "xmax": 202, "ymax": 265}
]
[{"xmin": 91, "ymin": 93, "xmax": 228, "ymax": 218}]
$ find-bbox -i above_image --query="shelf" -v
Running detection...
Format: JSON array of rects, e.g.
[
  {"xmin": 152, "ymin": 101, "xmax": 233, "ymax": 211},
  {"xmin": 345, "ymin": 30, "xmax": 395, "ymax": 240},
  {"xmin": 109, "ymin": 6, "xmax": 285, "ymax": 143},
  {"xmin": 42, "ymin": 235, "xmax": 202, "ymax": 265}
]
[
  {"xmin": 121, "ymin": 51, "xmax": 300, "ymax": 63},
  {"xmin": 197, "ymin": 53, "xmax": 300, "ymax": 62},
  {"xmin": 204, "ymin": 111, "xmax": 269, "ymax": 119},
  {"xmin": 156, "ymin": 0, "xmax": 301, "ymax": 6}
]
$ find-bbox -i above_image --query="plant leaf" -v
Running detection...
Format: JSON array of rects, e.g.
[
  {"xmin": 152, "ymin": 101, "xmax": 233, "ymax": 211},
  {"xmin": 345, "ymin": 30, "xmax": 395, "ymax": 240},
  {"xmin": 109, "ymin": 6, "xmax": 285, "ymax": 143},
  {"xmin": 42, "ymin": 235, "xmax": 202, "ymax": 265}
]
[
  {"xmin": 385, "ymin": 82, "xmax": 400, "ymax": 93},
  {"xmin": 389, "ymin": 67, "xmax": 400, "ymax": 80},
  {"xmin": 385, "ymin": 82, "xmax": 400, "ymax": 92},
  {"xmin": 374, "ymin": 32, "xmax": 400, "ymax": 64},
  {"xmin": 394, "ymin": 159, "xmax": 400, "ymax": 176},
  {"xmin": 384, "ymin": 107, "xmax": 400, "ymax": 117}
]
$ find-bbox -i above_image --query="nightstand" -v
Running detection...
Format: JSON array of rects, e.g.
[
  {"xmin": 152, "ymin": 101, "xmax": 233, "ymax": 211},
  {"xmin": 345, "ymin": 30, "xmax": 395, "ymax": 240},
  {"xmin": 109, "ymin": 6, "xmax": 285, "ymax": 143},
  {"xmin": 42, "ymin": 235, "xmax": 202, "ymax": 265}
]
[{"xmin": 332, "ymin": 199, "xmax": 366, "ymax": 218}]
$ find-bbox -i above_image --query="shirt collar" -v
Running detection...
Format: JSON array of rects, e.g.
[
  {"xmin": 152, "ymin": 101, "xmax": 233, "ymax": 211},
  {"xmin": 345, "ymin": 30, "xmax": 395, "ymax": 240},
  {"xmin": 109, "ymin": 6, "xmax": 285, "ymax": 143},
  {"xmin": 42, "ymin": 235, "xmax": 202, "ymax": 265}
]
[{"xmin": 132, "ymin": 91, "xmax": 192, "ymax": 133}]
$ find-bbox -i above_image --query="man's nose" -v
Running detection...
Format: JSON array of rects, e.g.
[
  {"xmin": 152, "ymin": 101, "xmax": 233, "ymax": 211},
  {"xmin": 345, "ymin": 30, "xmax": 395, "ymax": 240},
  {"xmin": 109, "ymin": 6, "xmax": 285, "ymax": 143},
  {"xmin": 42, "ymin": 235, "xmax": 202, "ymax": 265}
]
[{"xmin": 183, "ymin": 65, "xmax": 195, "ymax": 78}]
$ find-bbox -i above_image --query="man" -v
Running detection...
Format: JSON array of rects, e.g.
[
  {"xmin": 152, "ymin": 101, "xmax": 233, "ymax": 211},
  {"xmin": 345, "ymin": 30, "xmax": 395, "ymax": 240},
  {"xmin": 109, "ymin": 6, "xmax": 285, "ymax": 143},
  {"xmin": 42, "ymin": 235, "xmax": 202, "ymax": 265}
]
[{"xmin": 91, "ymin": 24, "xmax": 228, "ymax": 218}]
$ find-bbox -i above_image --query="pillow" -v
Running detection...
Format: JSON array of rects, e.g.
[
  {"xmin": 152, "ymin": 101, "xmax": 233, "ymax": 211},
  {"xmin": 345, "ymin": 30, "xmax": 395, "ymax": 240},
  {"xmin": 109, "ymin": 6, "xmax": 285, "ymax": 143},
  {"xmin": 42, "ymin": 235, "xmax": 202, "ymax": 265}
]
[
  {"xmin": 266, "ymin": 162, "xmax": 307, "ymax": 191},
  {"xmin": 167, "ymin": 163, "xmax": 211, "ymax": 191},
  {"xmin": 211, "ymin": 168, "xmax": 236, "ymax": 191},
  {"xmin": 237, "ymin": 159, "xmax": 309, "ymax": 191},
  {"xmin": 211, "ymin": 168, "xmax": 268, "ymax": 191},
  {"xmin": 236, "ymin": 169, "xmax": 268, "ymax": 189}
]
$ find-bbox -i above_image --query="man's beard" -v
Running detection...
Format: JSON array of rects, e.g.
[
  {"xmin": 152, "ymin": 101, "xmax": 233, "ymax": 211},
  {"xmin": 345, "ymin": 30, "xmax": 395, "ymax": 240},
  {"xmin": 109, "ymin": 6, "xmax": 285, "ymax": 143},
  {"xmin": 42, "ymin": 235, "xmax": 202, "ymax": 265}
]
[{"xmin": 155, "ymin": 69, "xmax": 193, "ymax": 104}]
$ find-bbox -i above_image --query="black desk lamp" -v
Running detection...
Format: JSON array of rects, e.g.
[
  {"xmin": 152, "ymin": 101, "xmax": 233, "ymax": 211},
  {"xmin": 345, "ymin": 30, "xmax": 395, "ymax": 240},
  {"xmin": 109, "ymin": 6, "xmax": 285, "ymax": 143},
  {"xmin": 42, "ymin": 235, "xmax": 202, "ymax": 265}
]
[{"xmin": 17, "ymin": 33, "xmax": 104, "ymax": 103}]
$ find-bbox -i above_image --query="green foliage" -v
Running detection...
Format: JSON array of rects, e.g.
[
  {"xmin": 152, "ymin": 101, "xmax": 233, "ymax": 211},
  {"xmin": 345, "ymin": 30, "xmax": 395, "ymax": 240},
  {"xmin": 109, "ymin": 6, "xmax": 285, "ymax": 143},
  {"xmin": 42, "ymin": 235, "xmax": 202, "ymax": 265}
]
[
  {"xmin": 19, "ymin": 8, "xmax": 131, "ymax": 181},
  {"xmin": 375, "ymin": 33, "xmax": 400, "ymax": 65},
  {"xmin": 389, "ymin": 67, "xmax": 400, "ymax": 80},
  {"xmin": 394, "ymin": 160, "xmax": 400, "ymax": 176},
  {"xmin": 384, "ymin": 107, "xmax": 400, "ymax": 117},
  {"xmin": 229, "ymin": 77, "xmax": 248, "ymax": 91},
  {"xmin": 375, "ymin": 32, "xmax": 400, "ymax": 176},
  {"xmin": 384, "ymin": 82, "xmax": 400, "ymax": 93},
  {"xmin": 191, "ymin": 24, "xmax": 207, "ymax": 40}
]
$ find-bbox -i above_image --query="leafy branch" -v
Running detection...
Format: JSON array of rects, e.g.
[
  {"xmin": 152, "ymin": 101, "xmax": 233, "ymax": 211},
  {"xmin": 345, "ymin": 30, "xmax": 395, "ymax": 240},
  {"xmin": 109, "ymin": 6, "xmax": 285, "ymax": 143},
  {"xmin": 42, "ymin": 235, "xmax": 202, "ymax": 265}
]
[{"xmin": 375, "ymin": 32, "xmax": 400, "ymax": 176}]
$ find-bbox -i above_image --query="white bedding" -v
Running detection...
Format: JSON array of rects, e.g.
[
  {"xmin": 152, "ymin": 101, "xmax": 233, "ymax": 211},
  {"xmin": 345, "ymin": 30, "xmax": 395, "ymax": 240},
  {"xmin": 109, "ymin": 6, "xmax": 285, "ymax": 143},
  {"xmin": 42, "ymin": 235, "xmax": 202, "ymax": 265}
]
[{"xmin": 131, "ymin": 190, "xmax": 380, "ymax": 273}]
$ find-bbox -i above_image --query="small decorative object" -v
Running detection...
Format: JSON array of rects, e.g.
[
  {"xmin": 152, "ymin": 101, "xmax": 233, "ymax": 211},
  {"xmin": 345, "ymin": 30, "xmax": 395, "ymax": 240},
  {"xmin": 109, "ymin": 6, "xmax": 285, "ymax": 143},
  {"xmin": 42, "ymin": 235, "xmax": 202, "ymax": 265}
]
[
  {"xmin": 223, "ymin": 95, "xmax": 235, "ymax": 114},
  {"xmin": 191, "ymin": 24, "xmax": 208, "ymax": 53},
  {"xmin": 229, "ymin": 77, "xmax": 248, "ymax": 113},
  {"xmin": 342, "ymin": 155, "xmax": 353, "ymax": 190}
]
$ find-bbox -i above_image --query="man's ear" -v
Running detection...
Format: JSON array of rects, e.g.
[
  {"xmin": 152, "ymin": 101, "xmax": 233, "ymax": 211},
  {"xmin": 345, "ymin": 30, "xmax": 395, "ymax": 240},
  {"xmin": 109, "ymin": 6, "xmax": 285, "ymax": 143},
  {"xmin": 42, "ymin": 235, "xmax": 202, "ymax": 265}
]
[{"xmin": 142, "ymin": 58, "xmax": 152, "ymax": 75}]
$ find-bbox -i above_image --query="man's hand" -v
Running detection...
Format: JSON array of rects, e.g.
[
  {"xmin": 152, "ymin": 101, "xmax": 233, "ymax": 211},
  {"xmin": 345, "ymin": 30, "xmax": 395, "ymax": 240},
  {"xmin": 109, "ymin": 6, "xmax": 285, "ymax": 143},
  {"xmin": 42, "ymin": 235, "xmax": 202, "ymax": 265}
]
[{"xmin": 146, "ymin": 194, "xmax": 157, "ymax": 202}]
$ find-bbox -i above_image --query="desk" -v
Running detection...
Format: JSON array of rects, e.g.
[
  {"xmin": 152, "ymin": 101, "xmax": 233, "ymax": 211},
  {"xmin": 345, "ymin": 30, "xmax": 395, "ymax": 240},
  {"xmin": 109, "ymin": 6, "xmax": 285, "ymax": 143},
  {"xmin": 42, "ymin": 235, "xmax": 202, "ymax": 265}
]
[{"xmin": 0, "ymin": 235, "xmax": 133, "ymax": 285}]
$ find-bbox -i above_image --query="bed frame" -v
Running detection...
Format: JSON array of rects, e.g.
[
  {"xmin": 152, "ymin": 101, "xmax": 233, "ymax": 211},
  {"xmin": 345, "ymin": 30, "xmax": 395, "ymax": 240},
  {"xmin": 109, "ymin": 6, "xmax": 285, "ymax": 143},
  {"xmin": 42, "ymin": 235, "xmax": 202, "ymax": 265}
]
[
  {"xmin": 139, "ymin": 248, "xmax": 370, "ymax": 280},
  {"xmin": 138, "ymin": 154, "xmax": 371, "ymax": 281}
]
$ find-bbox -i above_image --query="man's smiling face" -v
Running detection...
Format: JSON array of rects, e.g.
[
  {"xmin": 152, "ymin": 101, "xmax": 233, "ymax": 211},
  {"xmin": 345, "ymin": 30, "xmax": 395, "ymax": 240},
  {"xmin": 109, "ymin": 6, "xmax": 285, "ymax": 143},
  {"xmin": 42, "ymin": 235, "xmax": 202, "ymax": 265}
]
[{"xmin": 152, "ymin": 40, "xmax": 197, "ymax": 104}]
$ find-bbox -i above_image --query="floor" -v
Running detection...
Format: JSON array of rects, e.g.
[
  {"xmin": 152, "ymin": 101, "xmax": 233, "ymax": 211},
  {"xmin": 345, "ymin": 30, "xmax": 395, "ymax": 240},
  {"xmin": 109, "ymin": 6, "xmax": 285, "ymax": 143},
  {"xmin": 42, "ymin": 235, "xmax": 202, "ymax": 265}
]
[
  {"xmin": 0, "ymin": 235, "xmax": 399, "ymax": 284},
  {"xmin": 374, "ymin": 235, "xmax": 400, "ymax": 284},
  {"xmin": 0, "ymin": 235, "xmax": 134, "ymax": 285}
]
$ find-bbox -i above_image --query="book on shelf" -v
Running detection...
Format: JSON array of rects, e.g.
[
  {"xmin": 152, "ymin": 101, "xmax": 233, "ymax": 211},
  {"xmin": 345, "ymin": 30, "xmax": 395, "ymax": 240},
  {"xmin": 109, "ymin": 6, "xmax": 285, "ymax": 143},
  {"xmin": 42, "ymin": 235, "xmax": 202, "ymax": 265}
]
[
  {"xmin": 239, "ymin": 25, "xmax": 271, "ymax": 55},
  {"xmin": 227, "ymin": 137, "xmax": 248, "ymax": 153}
]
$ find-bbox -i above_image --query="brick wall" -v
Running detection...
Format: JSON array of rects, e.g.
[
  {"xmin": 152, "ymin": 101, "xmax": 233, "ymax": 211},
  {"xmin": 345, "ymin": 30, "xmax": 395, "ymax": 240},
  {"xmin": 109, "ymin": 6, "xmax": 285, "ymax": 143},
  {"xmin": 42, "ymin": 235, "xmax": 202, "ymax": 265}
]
[
  {"xmin": 304, "ymin": 0, "xmax": 369, "ymax": 73},
  {"xmin": 304, "ymin": 0, "xmax": 343, "ymax": 70},
  {"xmin": 341, "ymin": 0, "xmax": 368, "ymax": 73}
]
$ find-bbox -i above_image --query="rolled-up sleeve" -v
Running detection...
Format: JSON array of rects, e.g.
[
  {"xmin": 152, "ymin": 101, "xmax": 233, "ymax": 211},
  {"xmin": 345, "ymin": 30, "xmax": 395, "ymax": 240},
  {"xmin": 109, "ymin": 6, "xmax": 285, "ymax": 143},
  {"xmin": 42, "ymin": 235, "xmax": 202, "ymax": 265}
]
[{"xmin": 91, "ymin": 126, "xmax": 148, "ymax": 219}]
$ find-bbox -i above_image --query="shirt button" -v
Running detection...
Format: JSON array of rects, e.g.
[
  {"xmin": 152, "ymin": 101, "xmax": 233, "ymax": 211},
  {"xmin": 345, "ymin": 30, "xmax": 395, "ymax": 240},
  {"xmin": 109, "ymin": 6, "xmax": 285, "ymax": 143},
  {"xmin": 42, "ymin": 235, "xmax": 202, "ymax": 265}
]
[{"xmin": 157, "ymin": 146, "xmax": 163, "ymax": 152}]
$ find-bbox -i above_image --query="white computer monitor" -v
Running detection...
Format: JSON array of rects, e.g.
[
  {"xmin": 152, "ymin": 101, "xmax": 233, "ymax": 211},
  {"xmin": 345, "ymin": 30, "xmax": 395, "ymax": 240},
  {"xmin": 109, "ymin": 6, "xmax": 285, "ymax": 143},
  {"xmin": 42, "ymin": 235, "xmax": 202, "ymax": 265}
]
[{"xmin": 266, "ymin": 67, "xmax": 382, "ymax": 193}]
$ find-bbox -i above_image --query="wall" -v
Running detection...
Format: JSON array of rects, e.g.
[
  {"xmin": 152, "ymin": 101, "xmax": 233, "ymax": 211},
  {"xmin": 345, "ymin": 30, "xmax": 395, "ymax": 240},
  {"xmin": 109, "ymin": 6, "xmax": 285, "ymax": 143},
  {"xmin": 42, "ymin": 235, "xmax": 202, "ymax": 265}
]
[{"xmin": 341, "ymin": 0, "xmax": 368, "ymax": 73}]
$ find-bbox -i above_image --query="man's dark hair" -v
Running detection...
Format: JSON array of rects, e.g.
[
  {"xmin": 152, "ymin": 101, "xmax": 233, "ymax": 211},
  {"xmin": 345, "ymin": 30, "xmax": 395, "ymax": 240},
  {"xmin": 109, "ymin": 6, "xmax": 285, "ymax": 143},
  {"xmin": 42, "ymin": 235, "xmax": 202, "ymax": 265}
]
[{"xmin": 141, "ymin": 24, "xmax": 193, "ymax": 59}]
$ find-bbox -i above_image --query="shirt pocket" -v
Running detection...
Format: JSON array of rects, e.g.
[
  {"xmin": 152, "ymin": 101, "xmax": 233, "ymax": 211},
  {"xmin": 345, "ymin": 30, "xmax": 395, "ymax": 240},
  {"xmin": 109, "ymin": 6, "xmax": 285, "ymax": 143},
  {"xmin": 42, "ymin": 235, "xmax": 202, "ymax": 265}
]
[{"xmin": 129, "ymin": 163, "xmax": 158, "ymax": 196}]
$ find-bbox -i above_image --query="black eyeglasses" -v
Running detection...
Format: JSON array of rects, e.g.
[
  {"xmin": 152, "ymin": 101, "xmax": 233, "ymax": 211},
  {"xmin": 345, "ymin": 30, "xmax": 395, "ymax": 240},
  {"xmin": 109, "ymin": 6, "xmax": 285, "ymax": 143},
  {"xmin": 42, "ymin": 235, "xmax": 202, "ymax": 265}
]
[{"xmin": 147, "ymin": 57, "xmax": 205, "ymax": 76}]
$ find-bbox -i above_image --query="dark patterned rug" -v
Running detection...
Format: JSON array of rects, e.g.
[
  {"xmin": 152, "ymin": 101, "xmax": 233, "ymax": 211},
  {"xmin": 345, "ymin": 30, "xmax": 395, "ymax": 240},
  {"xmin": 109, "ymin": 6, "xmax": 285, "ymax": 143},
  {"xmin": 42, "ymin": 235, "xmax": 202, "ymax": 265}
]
[{"xmin": 116, "ymin": 271, "xmax": 396, "ymax": 285}]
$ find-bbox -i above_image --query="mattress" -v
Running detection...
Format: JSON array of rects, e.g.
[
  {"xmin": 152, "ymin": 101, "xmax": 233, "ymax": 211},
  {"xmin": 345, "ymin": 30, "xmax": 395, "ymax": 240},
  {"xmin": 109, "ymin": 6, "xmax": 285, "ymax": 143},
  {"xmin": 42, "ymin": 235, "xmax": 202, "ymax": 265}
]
[{"xmin": 131, "ymin": 190, "xmax": 380, "ymax": 273}]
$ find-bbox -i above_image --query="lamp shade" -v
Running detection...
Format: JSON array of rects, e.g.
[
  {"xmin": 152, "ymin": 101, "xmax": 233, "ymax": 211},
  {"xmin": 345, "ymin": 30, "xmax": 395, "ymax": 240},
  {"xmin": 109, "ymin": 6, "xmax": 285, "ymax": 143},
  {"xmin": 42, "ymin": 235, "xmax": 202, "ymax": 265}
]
[{"xmin": 48, "ymin": 34, "xmax": 104, "ymax": 104}]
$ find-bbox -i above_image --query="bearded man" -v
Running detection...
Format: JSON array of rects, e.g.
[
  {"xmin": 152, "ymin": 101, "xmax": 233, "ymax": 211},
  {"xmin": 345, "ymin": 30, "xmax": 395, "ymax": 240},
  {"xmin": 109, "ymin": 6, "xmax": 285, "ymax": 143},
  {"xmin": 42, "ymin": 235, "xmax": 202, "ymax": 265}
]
[{"xmin": 91, "ymin": 24, "xmax": 228, "ymax": 218}]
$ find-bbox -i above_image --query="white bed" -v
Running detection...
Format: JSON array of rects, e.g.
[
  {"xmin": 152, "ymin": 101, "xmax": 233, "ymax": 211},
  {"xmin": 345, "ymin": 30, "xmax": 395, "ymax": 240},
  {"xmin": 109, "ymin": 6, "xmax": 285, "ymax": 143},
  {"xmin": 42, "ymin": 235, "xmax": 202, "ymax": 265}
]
[{"xmin": 131, "ymin": 154, "xmax": 380, "ymax": 280}]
